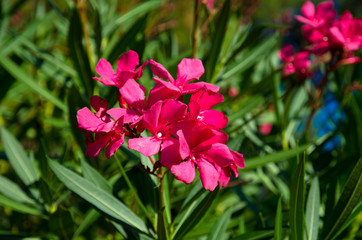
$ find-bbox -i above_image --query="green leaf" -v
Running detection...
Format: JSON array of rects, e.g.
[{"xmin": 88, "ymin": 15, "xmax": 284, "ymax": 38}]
[
  {"xmin": 206, "ymin": 0, "xmax": 230, "ymax": 82},
  {"xmin": 274, "ymin": 197, "xmax": 283, "ymax": 240},
  {"xmin": 0, "ymin": 56, "xmax": 66, "ymax": 111},
  {"xmin": 67, "ymin": 85, "xmax": 87, "ymax": 152},
  {"xmin": 48, "ymin": 160, "xmax": 150, "ymax": 235},
  {"xmin": 305, "ymin": 177, "xmax": 320, "ymax": 240},
  {"xmin": 222, "ymin": 33, "xmax": 278, "ymax": 79},
  {"xmin": 173, "ymin": 189, "xmax": 218, "ymax": 240},
  {"xmin": 230, "ymin": 230, "xmax": 274, "ymax": 240},
  {"xmin": 290, "ymin": 156, "xmax": 305, "ymax": 240},
  {"xmin": 68, "ymin": 8, "xmax": 94, "ymax": 98},
  {"xmin": 206, "ymin": 207, "xmax": 232, "ymax": 240},
  {"xmin": 80, "ymin": 159, "xmax": 112, "ymax": 194},
  {"xmin": 332, "ymin": 201, "xmax": 362, "ymax": 238},
  {"xmin": 74, "ymin": 209, "xmax": 100, "ymax": 237},
  {"xmin": 321, "ymin": 157, "xmax": 362, "ymax": 240},
  {"xmin": 0, "ymin": 175, "xmax": 36, "ymax": 205},
  {"xmin": 105, "ymin": 14, "xmax": 148, "ymax": 64},
  {"xmin": 0, "ymin": 194, "xmax": 44, "ymax": 217},
  {"xmin": 1, "ymin": 127, "xmax": 40, "ymax": 186},
  {"xmin": 244, "ymin": 144, "xmax": 310, "ymax": 170},
  {"xmin": 103, "ymin": 0, "xmax": 162, "ymax": 37},
  {"xmin": 227, "ymin": 95, "xmax": 264, "ymax": 123}
]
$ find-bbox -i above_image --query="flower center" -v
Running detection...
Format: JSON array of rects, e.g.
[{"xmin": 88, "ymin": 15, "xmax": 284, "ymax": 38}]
[{"xmin": 157, "ymin": 132, "xmax": 163, "ymax": 138}]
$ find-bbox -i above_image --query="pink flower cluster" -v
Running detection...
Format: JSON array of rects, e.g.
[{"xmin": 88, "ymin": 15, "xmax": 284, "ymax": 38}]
[
  {"xmin": 280, "ymin": 0, "xmax": 362, "ymax": 80},
  {"xmin": 76, "ymin": 50, "xmax": 245, "ymax": 191}
]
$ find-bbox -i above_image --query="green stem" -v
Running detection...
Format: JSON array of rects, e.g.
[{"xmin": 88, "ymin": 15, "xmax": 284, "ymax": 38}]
[
  {"xmin": 192, "ymin": 0, "xmax": 200, "ymax": 58},
  {"xmin": 157, "ymin": 167, "xmax": 169, "ymax": 239},
  {"xmin": 114, "ymin": 154, "xmax": 153, "ymax": 224}
]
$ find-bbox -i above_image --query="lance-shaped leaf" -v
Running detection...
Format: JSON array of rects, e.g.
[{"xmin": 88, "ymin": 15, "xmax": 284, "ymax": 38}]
[
  {"xmin": 321, "ymin": 157, "xmax": 362, "ymax": 240},
  {"xmin": 290, "ymin": 156, "xmax": 305, "ymax": 240},
  {"xmin": 1, "ymin": 127, "xmax": 40, "ymax": 186},
  {"xmin": 49, "ymin": 160, "xmax": 150, "ymax": 235},
  {"xmin": 274, "ymin": 197, "xmax": 283, "ymax": 240},
  {"xmin": 0, "ymin": 175, "xmax": 36, "ymax": 205},
  {"xmin": 305, "ymin": 177, "xmax": 320, "ymax": 240},
  {"xmin": 172, "ymin": 189, "xmax": 218, "ymax": 240}
]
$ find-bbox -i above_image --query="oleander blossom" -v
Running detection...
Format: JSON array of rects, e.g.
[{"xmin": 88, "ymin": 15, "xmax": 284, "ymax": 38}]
[{"xmin": 76, "ymin": 50, "xmax": 245, "ymax": 191}]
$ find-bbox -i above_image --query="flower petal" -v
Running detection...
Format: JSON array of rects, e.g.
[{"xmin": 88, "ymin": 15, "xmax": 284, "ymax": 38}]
[
  {"xmin": 171, "ymin": 160, "xmax": 195, "ymax": 184},
  {"xmin": 117, "ymin": 50, "xmax": 139, "ymax": 73},
  {"xmin": 197, "ymin": 158, "xmax": 218, "ymax": 191},
  {"xmin": 128, "ymin": 137, "xmax": 161, "ymax": 156},
  {"xmin": 105, "ymin": 134, "xmax": 125, "ymax": 158},
  {"xmin": 95, "ymin": 59, "xmax": 115, "ymax": 85},
  {"xmin": 301, "ymin": 1, "xmax": 315, "ymax": 19},
  {"xmin": 85, "ymin": 134, "xmax": 112, "ymax": 158},
  {"xmin": 150, "ymin": 59, "xmax": 175, "ymax": 84},
  {"xmin": 176, "ymin": 58, "xmax": 204, "ymax": 85},
  {"xmin": 77, "ymin": 107, "xmax": 114, "ymax": 132}
]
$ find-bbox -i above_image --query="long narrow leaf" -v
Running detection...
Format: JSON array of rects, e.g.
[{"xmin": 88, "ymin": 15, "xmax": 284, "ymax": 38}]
[
  {"xmin": 274, "ymin": 197, "xmax": 283, "ymax": 240},
  {"xmin": 173, "ymin": 189, "xmax": 218, "ymax": 240},
  {"xmin": 305, "ymin": 177, "xmax": 320, "ymax": 240},
  {"xmin": 80, "ymin": 159, "xmax": 112, "ymax": 194},
  {"xmin": 244, "ymin": 145, "xmax": 309, "ymax": 170},
  {"xmin": 0, "ymin": 57, "xmax": 66, "ymax": 110},
  {"xmin": 49, "ymin": 160, "xmax": 150, "ymax": 235},
  {"xmin": 0, "ymin": 175, "xmax": 36, "ymax": 205},
  {"xmin": 206, "ymin": 0, "xmax": 230, "ymax": 82},
  {"xmin": 231, "ymin": 230, "xmax": 274, "ymax": 240},
  {"xmin": 207, "ymin": 207, "xmax": 232, "ymax": 240},
  {"xmin": 290, "ymin": 156, "xmax": 305, "ymax": 240},
  {"xmin": 0, "ymin": 194, "xmax": 44, "ymax": 217},
  {"xmin": 321, "ymin": 157, "xmax": 362, "ymax": 240},
  {"xmin": 1, "ymin": 127, "xmax": 40, "ymax": 186}
]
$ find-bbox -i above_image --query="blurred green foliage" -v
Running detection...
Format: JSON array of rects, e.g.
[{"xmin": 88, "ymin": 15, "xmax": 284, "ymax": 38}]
[{"xmin": 0, "ymin": 0, "xmax": 361, "ymax": 239}]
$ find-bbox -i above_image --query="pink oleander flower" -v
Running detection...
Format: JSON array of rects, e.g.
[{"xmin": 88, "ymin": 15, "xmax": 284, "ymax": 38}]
[
  {"xmin": 160, "ymin": 120, "xmax": 244, "ymax": 191},
  {"xmin": 296, "ymin": 1, "xmax": 336, "ymax": 44},
  {"xmin": 128, "ymin": 99, "xmax": 188, "ymax": 157},
  {"xmin": 329, "ymin": 11, "xmax": 362, "ymax": 52},
  {"xmin": 150, "ymin": 58, "xmax": 219, "ymax": 100},
  {"xmin": 259, "ymin": 123, "xmax": 273, "ymax": 135},
  {"xmin": 280, "ymin": 45, "xmax": 312, "ymax": 79},
  {"xmin": 94, "ymin": 50, "xmax": 148, "ymax": 88},
  {"xmin": 188, "ymin": 89, "xmax": 228, "ymax": 129},
  {"xmin": 77, "ymin": 96, "xmax": 138, "ymax": 158}
]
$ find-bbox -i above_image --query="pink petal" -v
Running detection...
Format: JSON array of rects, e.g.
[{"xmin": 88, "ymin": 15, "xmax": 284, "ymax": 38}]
[
  {"xmin": 150, "ymin": 60, "xmax": 175, "ymax": 84},
  {"xmin": 315, "ymin": 1, "xmax": 336, "ymax": 22},
  {"xmin": 176, "ymin": 58, "xmax": 204, "ymax": 85},
  {"xmin": 119, "ymin": 79, "xmax": 146, "ymax": 110},
  {"xmin": 95, "ymin": 59, "xmax": 115, "ymax": 85},
  {"xmin": 77, "ymin": 107, "xmax": 114, "ymax": 132},
  {"xmin": 199, "ymin": 110, "xmax": 228, "ymax": 129},
  {"xmin": 158, "ymin": 99, "xmax": 187, "ymax": 127},
  {"xmin": 232, "ymin": 151, "xmax": 245, "ymax": 169},
  {"xmin": 160, "ymin": 139, "xmax": 183, "ymax": 168},
  {"xmin": 147, "ymin": 83, "xmax": 176, "ymax": 107},
  {"xmin": 279, "ymin": 45, "xmax": 294, "ymax": 62},
  {"xmin": 143, "ymin": 100, "xmax": 163, "ymax": 134},
  {"xmin": 190, "ymin": 90, "xmax": 223, "ymax": 110},
  {"xmin": 301, "ymin": 1, "xmax": 315, "ymax": 19},
  {"xmin": 218, "ymin": 167, "xmax": 230, "ymax": 188},
  {"xmin": 90, "ymin": 96, "xmax": 108, "ymax": 112},
  {"xmin": 85, "ymin": 134, "xmax": 112, "ymax": 158},
  {"xmin": 259, "ymin": 123, "xmax": 272, "ymax": 135},
  {"xmin": 106, "ymin": 108, "xmax": 140, "ymax": 123},
  {"xmin": 171, "ymin": 160, "xmax": 195, "ymax": 184},
  {"xmin": 295, "ymin": 15, "xmax": 314, "ymax": 25},
  {"xmin": 184, "ymin": 82, "xmax": 219, "ymax": 94},
  {"xmin": 117, "ymin": 50, "xmax": 139, "ymax": 73},
  {"xmin": 197, "ymin": 158, "xmax": 218, "ymax": 191},
  {"xmin": 205, "ymin": 143, "xmax": 234, "ymax": 167},
  {"xmin": 188, "ymin": 101, "xmax": 201, "ymax": 119},
  {"xmin": 128, "ymin": 137, "xmax": 161, "ymax": 156},
  {"xmin": 152, "ymin": 77, "xmax": 180, "ymax": 92},
  {"xmin": 330, "ymin": 26, "xmax": 345, "ymax": 44},
  {"xmin": 302, "ymin": 25, "xmax": 325, "ymax": 43},
  {"xmin": 176, "ymin": 130, "xmax": 190, "ymax": 160},
  {"xmin": 105, "ymin": 134, "xmax": 125, "ymax": 158}
]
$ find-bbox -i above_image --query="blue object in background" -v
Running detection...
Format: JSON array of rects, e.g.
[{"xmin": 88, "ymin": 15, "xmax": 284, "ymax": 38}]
[{"xmin": 312, "ymin": 93, "xmax": 345, "ymax": 151}]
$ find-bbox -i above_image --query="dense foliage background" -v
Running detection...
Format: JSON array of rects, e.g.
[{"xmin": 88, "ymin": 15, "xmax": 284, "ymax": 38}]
[{"xmin": 0, "ymin": 0, "xmax": 361, "ymax": 239}]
